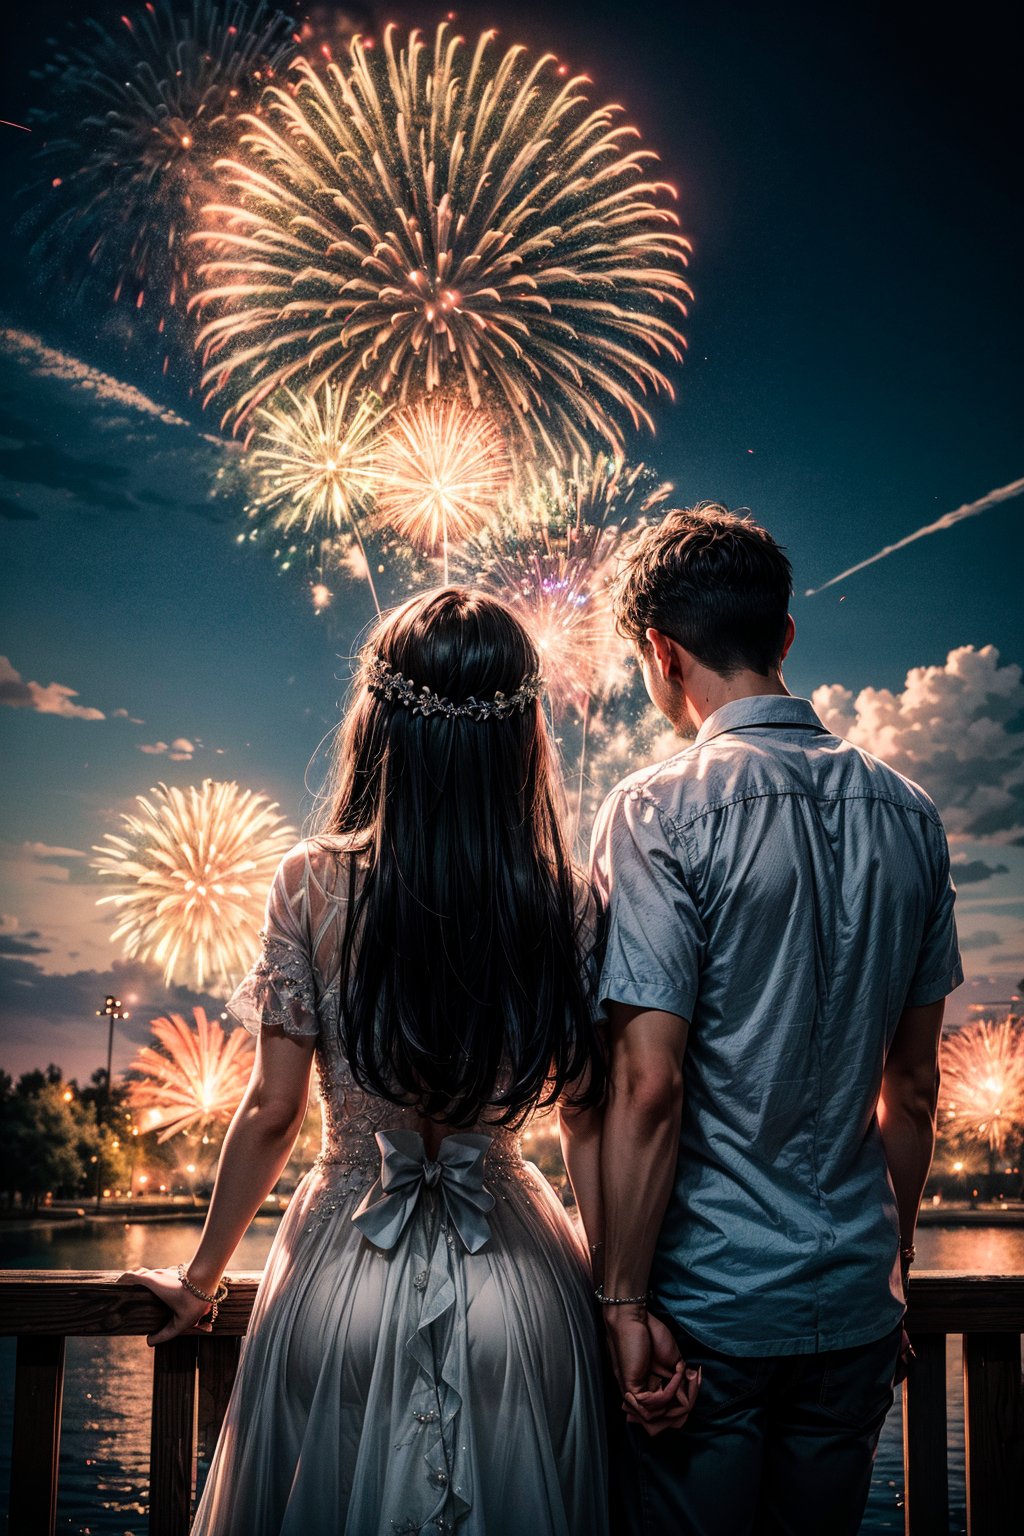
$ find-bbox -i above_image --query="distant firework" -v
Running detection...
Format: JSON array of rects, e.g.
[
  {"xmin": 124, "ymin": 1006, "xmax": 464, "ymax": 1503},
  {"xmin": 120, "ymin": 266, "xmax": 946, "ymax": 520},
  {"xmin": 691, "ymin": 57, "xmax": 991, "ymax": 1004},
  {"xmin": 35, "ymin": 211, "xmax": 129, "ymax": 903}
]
[
  {"xmin": 249, "ymin": 385, "xmax": 382, "ymax": 537},
  {"xmin": 940, "ymin": 1017, "xmax": 1024, "ymax": 1157},
  {"xmin": 127, "ymin": 1005, "xmax": 254, "ymax": 1141},
  {"xmin": 28, "ymin": 0, "xmax": 294, "ymax": 363},
  {"xmin": 193, "ymin": 23, "xmax": 691, "ymax": 455},
  {"xmin": 520, "ymin": 450, "xmax": 674, "ymax": 533},
  {"xmin": 372, "ymin": 398, "xmax": 512, "ymax": 579},
  {"xmin": 92, "ymin": 779, "xmax": 296, "ymax": 989},
  {"xmin": 451, "ymin": 448, "xmax": 660, "ymax": 712},
  {"xmin": 457, "ymin": 451, "xmax": 670, "ymax": 714}
]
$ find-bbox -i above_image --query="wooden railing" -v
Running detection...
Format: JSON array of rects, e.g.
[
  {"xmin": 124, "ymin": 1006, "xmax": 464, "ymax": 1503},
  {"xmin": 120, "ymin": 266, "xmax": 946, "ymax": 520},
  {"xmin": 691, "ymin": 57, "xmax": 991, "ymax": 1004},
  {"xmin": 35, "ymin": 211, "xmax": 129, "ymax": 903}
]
[{"xmin": 1, "ymin": 1271, "xmax": 1023, "ymax": 1535}]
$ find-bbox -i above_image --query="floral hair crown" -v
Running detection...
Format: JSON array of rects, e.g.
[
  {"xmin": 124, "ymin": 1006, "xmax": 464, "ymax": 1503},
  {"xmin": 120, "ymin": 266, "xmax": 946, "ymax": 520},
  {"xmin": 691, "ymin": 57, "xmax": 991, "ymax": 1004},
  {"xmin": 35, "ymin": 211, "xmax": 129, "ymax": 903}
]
[{"xmin": 365, "ymin": 652, "xmax": 545, "ymax": 721}]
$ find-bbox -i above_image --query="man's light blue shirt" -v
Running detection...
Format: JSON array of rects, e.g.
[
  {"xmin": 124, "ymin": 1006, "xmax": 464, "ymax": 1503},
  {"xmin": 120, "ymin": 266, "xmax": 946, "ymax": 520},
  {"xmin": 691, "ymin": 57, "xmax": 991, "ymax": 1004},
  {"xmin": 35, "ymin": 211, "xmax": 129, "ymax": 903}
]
[{"xmin": 591, "ymin": 694, "xmax": 963, "ymax": 1357}]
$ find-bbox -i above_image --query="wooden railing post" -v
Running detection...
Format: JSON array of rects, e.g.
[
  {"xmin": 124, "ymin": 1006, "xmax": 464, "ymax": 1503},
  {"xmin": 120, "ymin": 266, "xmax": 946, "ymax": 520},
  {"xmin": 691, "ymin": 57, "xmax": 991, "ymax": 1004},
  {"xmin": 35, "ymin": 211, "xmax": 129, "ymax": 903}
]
[
  {"xmin": 963, "ymin": 1331, "xmax": 1024, "ymax": 1536},
  {"xmin": 9, "ymin": 1333, "xmax": 66, "ymax": 1536},
  {"xmin": 196, "ymin": 1334, "xmax": 241, "ymax": 1473},
  {"xmin": 149, "ymin": 1335, "xmax": 198, "ymax": 1536},
  {"xmin": 902, "ymin": 1332, "xmax": 949, "ymax": 1536}
]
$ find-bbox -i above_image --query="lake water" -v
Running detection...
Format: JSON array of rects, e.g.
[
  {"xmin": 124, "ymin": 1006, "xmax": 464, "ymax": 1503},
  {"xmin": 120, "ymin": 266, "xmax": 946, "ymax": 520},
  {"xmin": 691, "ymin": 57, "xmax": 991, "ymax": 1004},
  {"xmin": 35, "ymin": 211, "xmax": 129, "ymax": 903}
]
[{"xmin": 1, "ymin": 1216, "xmax": 1022, "ymax": 1534}]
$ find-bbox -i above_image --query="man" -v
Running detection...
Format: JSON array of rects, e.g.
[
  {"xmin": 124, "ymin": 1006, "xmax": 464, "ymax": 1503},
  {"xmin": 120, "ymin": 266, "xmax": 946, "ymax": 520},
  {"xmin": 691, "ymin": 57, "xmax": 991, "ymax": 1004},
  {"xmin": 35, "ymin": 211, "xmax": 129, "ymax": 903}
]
[{"xmin": 590, "ymin": 504, "xmax": 962, "ymax": 1536}]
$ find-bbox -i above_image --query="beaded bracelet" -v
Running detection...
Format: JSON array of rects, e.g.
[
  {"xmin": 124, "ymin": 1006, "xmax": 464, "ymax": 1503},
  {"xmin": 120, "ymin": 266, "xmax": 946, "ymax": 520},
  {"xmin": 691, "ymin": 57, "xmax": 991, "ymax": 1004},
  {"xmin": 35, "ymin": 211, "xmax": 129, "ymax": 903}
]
[
  {"xmin": 595, "ymin": 1284, "xmax": 652, "ymax": 1306},
  {"xmin": 177, "ymin": 1263, "xmax": 229, "ymax": 1325}
]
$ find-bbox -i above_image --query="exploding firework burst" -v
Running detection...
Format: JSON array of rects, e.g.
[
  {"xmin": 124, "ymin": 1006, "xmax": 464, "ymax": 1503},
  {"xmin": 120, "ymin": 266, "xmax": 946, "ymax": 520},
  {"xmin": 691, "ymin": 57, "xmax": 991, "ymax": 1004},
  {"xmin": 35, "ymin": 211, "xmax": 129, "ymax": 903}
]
[
  {"xmin": 92, "ymin": 779, "xmax": 296, "ymax": 989},
  {"xmin": 457, "ymin": 451, "xmax": 670, "ymax": 714},
  {"xmin": 246, "ymin": 383, "xmax": 385, "ymax": 606},
  {"xmin": 372, "ymin": 397, "xmax": 512, "ymax": 580},
  {"xmin": 249, "ymin": 384, "xmax": 382, "ymax": 534},
  {"xmin": 940, "ymin": 1017, "xmax": 1024, "ymax": 1157},
  {"xmin": 193, "ymin": 23, "xmax": 692, "ymax": 455},
  {"xmin": 127, "ymin": 1005, "xmax": 254, "ymax": 1141},
  {"xmin": 28, "ymin": 0, "xmax": 294, "ymax": 363}
]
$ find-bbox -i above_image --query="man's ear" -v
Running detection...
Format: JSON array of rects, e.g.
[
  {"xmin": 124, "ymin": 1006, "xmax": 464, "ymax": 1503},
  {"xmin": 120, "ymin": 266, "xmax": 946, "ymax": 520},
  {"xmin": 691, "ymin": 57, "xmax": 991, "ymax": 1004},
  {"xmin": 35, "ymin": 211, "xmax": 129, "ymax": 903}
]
[
  {"xmin": 780, "ymin": 613, "xmax": 796, "ymax": 662},
  {"xmin": 645, "ymin": 627, "xmax": 687, "ymax": 682}
]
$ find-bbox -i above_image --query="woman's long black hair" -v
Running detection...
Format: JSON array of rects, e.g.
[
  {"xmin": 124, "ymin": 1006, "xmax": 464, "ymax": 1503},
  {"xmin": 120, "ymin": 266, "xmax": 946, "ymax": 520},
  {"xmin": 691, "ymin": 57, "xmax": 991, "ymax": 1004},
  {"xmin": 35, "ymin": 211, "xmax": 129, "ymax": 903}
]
[{"xmin": 310, "ymin": 587, "xmax": 605, "ymax": 1129}]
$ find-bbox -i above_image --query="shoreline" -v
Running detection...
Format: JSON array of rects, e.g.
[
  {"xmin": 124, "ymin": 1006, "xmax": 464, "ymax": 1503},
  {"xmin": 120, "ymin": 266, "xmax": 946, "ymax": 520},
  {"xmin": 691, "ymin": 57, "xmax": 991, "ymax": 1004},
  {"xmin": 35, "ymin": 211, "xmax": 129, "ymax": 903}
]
[{"xmin": 2, "ymin": 1200, "xmax": 1023, "ymax": 1235}]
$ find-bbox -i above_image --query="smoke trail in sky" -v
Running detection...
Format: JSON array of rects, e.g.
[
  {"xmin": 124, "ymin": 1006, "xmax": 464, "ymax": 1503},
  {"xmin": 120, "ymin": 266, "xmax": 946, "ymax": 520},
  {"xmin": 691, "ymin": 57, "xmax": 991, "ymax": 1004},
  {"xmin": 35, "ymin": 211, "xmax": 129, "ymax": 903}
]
[{"xmin": 805, "ymin": 476, "xmax": 1024, "ymax": 596}]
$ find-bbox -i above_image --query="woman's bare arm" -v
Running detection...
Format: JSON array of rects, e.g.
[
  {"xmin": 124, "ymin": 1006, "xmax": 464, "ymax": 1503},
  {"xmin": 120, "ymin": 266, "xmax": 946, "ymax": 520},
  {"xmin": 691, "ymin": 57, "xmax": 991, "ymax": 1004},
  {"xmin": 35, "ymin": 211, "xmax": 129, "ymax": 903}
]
[{"xmin": 121, "ymin": 1026, "xmax": 315, "ymax": 1344}]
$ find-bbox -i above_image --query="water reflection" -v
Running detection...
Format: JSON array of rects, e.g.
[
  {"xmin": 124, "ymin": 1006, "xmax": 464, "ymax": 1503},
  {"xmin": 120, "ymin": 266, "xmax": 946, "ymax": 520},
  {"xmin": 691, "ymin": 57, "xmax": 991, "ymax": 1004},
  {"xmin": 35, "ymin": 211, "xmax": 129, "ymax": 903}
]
[{"xmin": 1, "ymin": 1219, "xmax": 1019, "ymax": 1534}]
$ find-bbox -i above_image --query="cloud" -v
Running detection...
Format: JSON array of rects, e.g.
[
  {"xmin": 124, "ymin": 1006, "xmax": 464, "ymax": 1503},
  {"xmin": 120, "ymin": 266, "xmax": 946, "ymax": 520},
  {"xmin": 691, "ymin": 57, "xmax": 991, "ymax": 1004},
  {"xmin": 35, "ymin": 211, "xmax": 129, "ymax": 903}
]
[
  {"xmin": 958, "ymin": 929, "xmax": 1003, "ymax": 952},
  {"xmin": 138, "ymin": 736, "xmax": 195, "ymax": 761},
  {"xmin": 0, "ymin": 492, "xmax": 39, "ymax": 520},
  {"xmin": 951, "ymin": 858, "xmax": 1010, "ymax": 885},
  {"xmin": 0, "ymin": 931, "xmax": 49, "ymax": 957},
  {"xmin": 21, "ymin": 842, "xmax": 86, "ymax": 860},
  {"xmin": 813, "ymin": 645, "xmax": 1024, "ymax": 841},
  {"xmin": 0, "ymin": 326, "xmax": 192, "ymax": 429},
  {"xmin": 0, "ymin": 950, "xmax": 232, "ymax": 1080},
  {"xmin": 0, "ymin": 654, "xmax": 105, "ymax": 719}
]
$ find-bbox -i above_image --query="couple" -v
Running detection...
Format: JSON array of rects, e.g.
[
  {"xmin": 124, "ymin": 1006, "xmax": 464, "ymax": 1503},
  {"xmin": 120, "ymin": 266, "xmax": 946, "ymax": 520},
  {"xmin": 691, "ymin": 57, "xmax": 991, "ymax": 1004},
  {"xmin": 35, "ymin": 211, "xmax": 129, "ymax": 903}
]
[{"xmin": 126, "ymin": 504, "xmax": 962, "ymax": 1536}]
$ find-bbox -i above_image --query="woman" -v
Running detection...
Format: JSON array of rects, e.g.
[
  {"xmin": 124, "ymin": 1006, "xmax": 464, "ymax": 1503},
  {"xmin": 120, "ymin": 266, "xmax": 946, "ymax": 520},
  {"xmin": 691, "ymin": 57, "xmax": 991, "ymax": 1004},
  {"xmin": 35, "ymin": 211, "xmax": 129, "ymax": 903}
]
[{"xmin": 122, "ymin": 588, "xmax": 616, "ymax": 1535}]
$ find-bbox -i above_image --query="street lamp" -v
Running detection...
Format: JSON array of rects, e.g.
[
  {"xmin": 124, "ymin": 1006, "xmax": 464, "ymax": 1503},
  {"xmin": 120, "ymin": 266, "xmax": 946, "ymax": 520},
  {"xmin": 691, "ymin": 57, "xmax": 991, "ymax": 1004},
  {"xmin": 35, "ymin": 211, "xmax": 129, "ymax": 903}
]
[{"xmin": 94, "ymin": 994, "xmax": 129, "ymax": 1209}]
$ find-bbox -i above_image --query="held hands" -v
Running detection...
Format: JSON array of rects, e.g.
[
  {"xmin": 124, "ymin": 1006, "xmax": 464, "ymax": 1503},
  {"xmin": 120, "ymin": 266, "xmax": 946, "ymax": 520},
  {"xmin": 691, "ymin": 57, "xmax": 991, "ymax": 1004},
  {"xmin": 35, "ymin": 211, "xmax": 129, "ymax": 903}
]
[
  {"xmin": 604, "ymin": 1307, "xmax": 701, "ymax": 1436},
  {"xmin": 116, "ymin": 1266, "xmax": 215, "ymax": 1346}
]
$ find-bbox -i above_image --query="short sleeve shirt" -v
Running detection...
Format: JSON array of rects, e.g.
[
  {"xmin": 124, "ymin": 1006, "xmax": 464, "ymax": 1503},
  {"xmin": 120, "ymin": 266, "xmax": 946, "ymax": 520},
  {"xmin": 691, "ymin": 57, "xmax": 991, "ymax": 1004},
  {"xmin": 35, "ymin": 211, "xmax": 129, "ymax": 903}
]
[{"xmin": 590, "ymin": 695, "xmax": 963, "ymax": 1356}]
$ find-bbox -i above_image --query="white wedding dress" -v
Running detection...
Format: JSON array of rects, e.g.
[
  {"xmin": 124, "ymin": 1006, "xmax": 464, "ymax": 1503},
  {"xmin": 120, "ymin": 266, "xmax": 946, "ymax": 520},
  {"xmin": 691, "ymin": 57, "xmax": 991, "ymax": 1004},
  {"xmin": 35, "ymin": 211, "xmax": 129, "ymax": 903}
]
[{"xmin": 187, "ymin": 836, "xmax": 608, "ymax": 1536}]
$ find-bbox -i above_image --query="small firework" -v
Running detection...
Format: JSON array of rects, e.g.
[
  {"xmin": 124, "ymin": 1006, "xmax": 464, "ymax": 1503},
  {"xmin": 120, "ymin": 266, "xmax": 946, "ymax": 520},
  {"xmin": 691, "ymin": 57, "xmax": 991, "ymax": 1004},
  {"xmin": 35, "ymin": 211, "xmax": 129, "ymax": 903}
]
[
  {"xmin": 193, "ymin": 24, "xmax": 691, "ymax": 455},
  {"xmin": 92, "ymin": 779, "xmax": 296, "ymax": 989},
  {"xmin": 372, "ymin": 398, "xmax": 512, "ymax": 579},
  {"xmin": 28, "ymin": 0, "xmax": 294, "ymax": 361},
  {"xmin": 457, "ymin": 451, "xmax": 668, "ymax": 715},
  {"xmin": 246, "ymin": 383, "xmax": 384, "ymax": 606},
  {"xmin": 940, "ymin": 1017, "xmax": 1024, "ymax": 1156},
  {"xmin": 127, "ymin": 1005, "xmax": 254, "ymax": 1141},
  {"xmin": 248, "ymin": 385, "xmax": 382, "ymax": 535}
]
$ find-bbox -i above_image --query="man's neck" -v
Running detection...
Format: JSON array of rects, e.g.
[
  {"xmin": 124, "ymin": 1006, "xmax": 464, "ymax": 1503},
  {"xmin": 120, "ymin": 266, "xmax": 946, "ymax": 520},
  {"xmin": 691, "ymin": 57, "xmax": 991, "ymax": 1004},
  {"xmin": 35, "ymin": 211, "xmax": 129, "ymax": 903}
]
[{"xmin": 683, "ymin": 668, "xmax": 791, "ymax": 733}]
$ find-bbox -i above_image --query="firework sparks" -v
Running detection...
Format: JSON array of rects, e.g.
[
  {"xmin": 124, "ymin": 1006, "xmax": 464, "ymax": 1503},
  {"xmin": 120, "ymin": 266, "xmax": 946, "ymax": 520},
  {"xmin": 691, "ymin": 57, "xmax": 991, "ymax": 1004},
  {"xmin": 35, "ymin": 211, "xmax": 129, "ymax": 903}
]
[
  {"xmin": 28, "ymin": 0, "xmax": 294, "ymax": 361},
  {"xmin": 372, "ymin": 398, "xmax": 512, "ymax": 580},
  {"xmin": 247, "ymin": 383, "xmax": 385, "ymax": 607},
  {"xmin": 940, "ymin": 1017, "xmax": 1024, "ymax": 1157},
  {"xmin": 92, "ymin": 779, "xmax": 296, "ymax": 989},
  {"xmin": 127, "ymin": 1005, "xmax": 254, "ymax": 1141},
  {"xmin": 192, "ymin": 23, "xmax": 692, "ymax": 456},
  {"xmin": 457, "ymin": 451, "xmax": 668, "ymax": 714},
  {"xmin": 249, "ymin": 385, "xmax": 382, "ymax": 534}
]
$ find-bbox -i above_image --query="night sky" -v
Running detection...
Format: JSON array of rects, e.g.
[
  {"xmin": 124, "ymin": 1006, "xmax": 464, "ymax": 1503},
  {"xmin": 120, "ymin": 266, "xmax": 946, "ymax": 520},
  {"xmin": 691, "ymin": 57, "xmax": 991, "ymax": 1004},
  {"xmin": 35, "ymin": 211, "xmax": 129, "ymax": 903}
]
[{"xmin": 1, "ymin": 0, "xmax": 1021, "ymax": 1083}]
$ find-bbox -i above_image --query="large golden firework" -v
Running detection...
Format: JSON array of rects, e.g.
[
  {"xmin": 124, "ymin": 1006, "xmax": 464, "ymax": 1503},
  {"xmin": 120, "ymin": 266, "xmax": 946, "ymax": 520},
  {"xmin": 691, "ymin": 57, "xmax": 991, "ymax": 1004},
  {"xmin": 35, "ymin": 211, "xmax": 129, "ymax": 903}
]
[
  {"xmin": 372, "ymin": 398, "xmax": 512, "ymax": 580},
  {"xmin": 92, "ymin": 779, "xmax": 296, "ymax": 989},
  {"xmin": 192, "ymin": 23, "xmax": 692, "ymax": 455},
  {"xmin": 127, "ymin": 1006, "xmax": 254, "ymax": 1141},
  {"xmin": 940, "ymin": 1017, "xmax": 1024, "ymax": 1157}
]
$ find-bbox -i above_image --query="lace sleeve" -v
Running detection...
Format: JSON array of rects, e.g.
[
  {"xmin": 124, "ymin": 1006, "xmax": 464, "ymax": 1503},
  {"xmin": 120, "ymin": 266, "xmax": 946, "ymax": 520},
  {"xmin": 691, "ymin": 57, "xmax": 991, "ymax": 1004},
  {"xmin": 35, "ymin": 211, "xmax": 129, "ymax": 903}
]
[{"xmin": 226, "ymin": 843, "xmax": 320, "ymax": 1039}]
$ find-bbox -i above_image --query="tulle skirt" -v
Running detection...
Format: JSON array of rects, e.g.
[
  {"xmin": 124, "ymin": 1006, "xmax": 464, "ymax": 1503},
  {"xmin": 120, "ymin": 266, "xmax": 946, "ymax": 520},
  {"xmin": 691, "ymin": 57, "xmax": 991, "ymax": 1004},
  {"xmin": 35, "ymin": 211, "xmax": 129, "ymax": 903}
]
[{"xmin": 188, "ymin": 1149, "xmax": 609, "ymax": 1535}]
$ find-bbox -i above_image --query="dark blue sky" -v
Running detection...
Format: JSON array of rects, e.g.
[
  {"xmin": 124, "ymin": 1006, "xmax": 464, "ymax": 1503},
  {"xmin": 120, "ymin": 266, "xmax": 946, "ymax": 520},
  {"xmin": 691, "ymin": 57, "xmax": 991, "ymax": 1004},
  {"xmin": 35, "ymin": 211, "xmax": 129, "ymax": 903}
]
[{"xmin": 1, "ymin": 1, "xmax": 1021, "ymax": 1081}]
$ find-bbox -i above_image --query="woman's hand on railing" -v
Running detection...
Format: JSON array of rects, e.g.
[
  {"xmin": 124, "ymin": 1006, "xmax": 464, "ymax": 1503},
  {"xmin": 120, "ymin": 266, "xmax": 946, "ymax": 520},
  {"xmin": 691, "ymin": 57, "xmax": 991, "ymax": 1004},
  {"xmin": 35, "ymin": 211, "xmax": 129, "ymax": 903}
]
[{"xmin": 116, "ymin": 1267, "xmax": 214, "ymax": 1346}]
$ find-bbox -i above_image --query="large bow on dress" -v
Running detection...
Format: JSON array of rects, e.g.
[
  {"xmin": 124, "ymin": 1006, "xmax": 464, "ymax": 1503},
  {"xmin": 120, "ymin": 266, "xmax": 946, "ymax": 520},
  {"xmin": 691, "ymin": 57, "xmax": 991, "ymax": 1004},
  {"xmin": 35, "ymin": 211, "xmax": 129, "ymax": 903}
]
[{"xmin": 351, "ymin": 1129, "xmax": 495, "ymax": 1253}]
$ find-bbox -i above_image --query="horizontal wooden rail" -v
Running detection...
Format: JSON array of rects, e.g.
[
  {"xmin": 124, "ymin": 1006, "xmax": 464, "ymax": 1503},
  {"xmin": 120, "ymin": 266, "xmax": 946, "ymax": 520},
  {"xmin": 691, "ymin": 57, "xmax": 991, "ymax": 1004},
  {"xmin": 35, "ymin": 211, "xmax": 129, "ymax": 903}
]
[{"xmin": 1, "ymin": 1271, "xmax": 1022, "ymax": 1536}]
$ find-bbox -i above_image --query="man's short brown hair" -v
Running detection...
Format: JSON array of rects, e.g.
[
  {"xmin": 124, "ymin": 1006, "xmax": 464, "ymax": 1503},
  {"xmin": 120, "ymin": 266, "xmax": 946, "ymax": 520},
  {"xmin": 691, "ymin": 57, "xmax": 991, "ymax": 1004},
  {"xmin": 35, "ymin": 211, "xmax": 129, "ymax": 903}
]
[{"xmin": 614, "ymin": 502, "xmax": 793, "ymax": 677}]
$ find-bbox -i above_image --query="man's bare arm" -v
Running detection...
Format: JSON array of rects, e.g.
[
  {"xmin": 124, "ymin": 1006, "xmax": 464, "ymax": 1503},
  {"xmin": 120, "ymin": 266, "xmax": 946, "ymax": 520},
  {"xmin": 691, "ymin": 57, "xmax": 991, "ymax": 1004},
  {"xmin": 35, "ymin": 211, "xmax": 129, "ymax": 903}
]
[
  {"xmin": 602, "ymin": 1003, "xmax": 688, "ymax": 1300},
  {"xmin": 600, "ymin": 1002, "xmax": 699, "ymax": 1432},
  {"xmin": 878, "ymin": 999, "xmax": 944, "ymax": 1277}
]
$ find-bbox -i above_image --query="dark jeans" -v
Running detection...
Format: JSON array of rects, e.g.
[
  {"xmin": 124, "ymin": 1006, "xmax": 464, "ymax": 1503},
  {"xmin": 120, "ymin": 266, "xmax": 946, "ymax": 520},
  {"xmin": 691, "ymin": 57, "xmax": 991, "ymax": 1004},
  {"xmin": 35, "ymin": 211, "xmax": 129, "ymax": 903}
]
[{"xmin": 609, "ymin": 1317, "xmax": 903, "ymax": 1536}]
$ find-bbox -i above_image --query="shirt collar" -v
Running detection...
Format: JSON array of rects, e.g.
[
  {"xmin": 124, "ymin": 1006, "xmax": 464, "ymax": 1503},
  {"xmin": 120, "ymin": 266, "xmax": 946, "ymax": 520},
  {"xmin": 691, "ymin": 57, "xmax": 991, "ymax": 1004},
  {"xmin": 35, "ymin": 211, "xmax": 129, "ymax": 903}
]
[{"xmin": 694, "ymin": 694, "xmax": 827, "ymax": 747}]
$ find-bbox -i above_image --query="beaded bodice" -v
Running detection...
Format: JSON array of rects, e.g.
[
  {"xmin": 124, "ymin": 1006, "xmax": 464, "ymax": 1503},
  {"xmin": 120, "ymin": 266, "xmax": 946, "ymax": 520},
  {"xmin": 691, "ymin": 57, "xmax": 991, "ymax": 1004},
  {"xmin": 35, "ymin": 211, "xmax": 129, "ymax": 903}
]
[{"xmin": 226, "ymin": 835, "xmax": 528, "ymax": 1184}]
